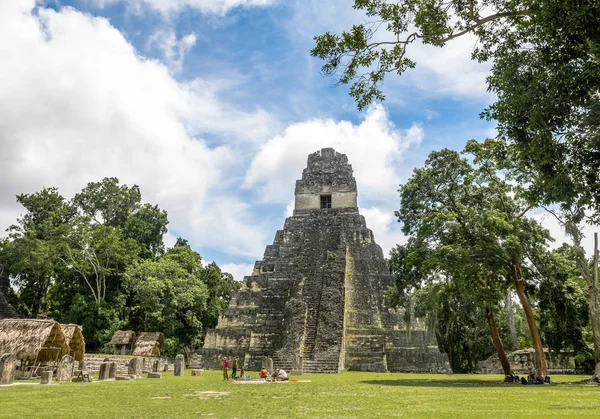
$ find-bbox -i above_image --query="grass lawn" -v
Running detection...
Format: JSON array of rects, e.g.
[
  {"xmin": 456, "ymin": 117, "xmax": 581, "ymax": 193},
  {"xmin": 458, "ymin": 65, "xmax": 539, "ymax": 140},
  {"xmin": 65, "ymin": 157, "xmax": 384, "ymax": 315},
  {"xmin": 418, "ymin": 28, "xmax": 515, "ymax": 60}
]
[{"xmin": 1, "ymin": 371, "xmax": 599, "ymax": 418}]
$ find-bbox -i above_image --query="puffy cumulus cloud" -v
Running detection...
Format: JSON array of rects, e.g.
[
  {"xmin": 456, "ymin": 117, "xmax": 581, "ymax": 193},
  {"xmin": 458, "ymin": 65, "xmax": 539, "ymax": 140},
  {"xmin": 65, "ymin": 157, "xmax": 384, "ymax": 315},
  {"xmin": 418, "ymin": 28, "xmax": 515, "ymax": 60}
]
[
  {"xmin": 0, "ymin": 1, "xmax": 272, "ymax": 257},
  {"xmin": 220, "ymin": 262, "xmax": 254, "ymax": 281},
  {"xmin": 93, "ymin": 0, "xmax": 276, "ymax": 15},
  {"xmin": 243, "ymin": 105, "xmax": 423, "ymax": 205}
]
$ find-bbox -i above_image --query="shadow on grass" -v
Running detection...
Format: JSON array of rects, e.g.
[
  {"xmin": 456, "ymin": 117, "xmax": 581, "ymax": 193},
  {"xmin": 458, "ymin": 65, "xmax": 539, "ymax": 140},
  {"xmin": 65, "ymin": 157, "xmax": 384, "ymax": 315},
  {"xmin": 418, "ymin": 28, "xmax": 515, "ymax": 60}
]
[{"xmin": 361, "ymin": 379, "xmax": 533, "ymax": 388}]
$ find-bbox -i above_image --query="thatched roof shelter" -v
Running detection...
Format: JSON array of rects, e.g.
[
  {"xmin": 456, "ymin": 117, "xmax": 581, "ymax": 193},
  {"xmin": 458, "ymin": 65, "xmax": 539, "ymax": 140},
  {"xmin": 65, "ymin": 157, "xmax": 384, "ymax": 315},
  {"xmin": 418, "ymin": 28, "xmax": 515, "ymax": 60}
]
[
  {"xmin": 61, "ymin": 324, "xmax": 85, "ymax": 362},
  {"xmin": 109, "ymin": 330, "xmax": 136, "ymax": 346},
  {"xmin": 0, "ymin": 319, "xmax": 68, "ymax": 363},
  {"xmin": 133, "ymin": 332, "xmax": 164, "ymax": 357}
]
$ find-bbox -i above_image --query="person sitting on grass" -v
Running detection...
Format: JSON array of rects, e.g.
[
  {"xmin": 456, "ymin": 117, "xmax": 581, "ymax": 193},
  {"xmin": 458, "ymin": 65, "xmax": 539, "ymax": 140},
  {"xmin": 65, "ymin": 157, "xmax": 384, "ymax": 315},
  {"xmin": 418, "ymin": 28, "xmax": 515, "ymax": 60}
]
[
  {"xmin": 274, "ymin": 368, "xmax": 288, "ymax": 381},
  {"xmin": 260, "ymin": 367, "xmax": 268, "ymax": 379}
]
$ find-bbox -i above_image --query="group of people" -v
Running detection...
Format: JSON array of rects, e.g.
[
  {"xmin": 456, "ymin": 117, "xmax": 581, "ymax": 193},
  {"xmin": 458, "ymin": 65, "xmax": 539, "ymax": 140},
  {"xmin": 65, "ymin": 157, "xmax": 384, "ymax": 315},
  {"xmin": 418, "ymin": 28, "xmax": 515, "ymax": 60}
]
[
  {"xmin": 260, "ymin": 366, "xmax": 288, "ymax": 381},
  {"xmin": 221, "ymin": 356, "xmax": 288, "ymax": 381},
  {"xmin": 221, "ymin": 356, "xmax": 243, "ymax": 380}
]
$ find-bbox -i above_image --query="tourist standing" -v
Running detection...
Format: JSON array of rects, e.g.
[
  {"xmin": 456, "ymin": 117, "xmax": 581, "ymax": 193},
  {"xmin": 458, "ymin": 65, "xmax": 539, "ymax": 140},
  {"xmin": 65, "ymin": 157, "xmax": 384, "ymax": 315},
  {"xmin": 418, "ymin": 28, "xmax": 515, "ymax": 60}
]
[
  {"xmin": 222, "ymin": 357, "xmax": 229, "ymax": 380},
  {"xmin": 232, "ymin": 356, "xmax": 239, "ymax": 379}
]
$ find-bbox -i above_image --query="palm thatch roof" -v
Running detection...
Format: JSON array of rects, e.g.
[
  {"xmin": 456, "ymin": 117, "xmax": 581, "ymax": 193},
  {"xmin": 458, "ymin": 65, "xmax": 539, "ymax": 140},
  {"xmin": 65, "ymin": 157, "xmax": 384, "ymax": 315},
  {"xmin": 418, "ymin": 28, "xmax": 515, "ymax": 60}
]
[
  {"xmin": 132, "ymin": 332, "xmax": 164, "ymax": 357},
  {"xmin": 0, "ymin": 319, "xmax": 68, "ymax": 363},
  {"xmin": 109, "ymin": 330, "xmax": 136, "ymax": 346},
  {"xmin": 61, "ymin": 324, "xmax": 85, "ymax": 362}
]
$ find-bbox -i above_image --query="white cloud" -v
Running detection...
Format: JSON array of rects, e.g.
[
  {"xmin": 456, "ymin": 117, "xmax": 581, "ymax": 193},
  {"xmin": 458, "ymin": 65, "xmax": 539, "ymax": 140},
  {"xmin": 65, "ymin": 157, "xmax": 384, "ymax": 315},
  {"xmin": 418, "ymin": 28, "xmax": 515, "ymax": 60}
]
[
  {"xmin": 532, "ymin": 211, "xmax": 599, "ymax": 257},
  {"xmin": 0, "ymin": 1, "xmax": 272, "ymax": 257},
  {"xmin": 220, "ymin": 262, "xmax": 254, "ymax": 281},
  {"xmin": 147, "ymin": 29, "xmax": 197, "ymax": 72},
  {"xmin": 244, "ymin": 105, "xmax": 423, "ymax": 205},
  {"xmin": 360, "ymin": 206, "xmax": 406, "ymax": 256},
  {"xmin": 93, "ymin": 0, "xmax": 276, "ymax": 15}
]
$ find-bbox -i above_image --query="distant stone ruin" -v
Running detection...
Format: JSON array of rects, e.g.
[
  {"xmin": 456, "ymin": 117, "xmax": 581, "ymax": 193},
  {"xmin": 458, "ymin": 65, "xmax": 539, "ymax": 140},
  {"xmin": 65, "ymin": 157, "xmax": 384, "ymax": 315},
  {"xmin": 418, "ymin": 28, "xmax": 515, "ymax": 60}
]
[{"xmin": 202, "ymin": 148, "xmax": 447, "ymax": 373}]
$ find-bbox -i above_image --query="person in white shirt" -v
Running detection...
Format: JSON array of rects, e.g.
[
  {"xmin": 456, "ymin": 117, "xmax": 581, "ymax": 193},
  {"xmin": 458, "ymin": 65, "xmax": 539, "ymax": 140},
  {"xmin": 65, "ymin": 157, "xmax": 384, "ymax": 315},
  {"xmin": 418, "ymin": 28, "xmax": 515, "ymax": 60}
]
[{"xmin": 274, "ymin": 369, "xmax": 288, "ymax": 381}]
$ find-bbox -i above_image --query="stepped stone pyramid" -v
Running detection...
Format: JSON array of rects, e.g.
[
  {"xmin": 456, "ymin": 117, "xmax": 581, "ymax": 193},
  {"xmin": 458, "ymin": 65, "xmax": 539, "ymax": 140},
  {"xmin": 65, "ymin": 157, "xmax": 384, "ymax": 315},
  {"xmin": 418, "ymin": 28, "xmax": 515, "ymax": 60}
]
[{"xmin": 202, "ymin": 148, "xmax": 447, "ymax": 373}]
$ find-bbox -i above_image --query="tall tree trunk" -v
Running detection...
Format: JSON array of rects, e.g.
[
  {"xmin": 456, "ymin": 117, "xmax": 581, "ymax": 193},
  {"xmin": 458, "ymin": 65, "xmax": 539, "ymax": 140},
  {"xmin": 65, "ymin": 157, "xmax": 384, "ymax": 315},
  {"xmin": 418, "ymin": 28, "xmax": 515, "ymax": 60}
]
[
  {"xmin": 590, "ymin": 233, "xmax": 600, "ymax": 380},
  {"xmin": 512, "ymin": 263, "xmax": 547, "ymax": 378},
  {"xmin": 506, "ymin": 289, "xmax": 519, "ymax": 350},
  {"xmin": 485, "ymin": 305, "xmax": 512, "ymax": 377}
]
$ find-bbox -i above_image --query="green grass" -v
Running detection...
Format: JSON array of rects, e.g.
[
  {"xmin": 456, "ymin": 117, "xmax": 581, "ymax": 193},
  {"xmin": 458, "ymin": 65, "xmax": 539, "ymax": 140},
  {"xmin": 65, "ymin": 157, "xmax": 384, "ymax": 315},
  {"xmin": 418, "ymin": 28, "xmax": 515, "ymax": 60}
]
[{"xmin": 1, "ymin": 371, "xmax": 599, "ymax": 418}]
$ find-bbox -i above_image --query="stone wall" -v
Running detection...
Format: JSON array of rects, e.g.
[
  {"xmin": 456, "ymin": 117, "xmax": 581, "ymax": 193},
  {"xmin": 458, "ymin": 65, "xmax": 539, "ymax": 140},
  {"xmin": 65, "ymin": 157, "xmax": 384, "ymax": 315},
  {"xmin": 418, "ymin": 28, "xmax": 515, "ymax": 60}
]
[
  {"xmin": 83, "ymin": 355, "xmax": 174, "ymax": 374},
  {"xmin": 478, "ymin": 349, "xmax": 575, "ymax": 374}
]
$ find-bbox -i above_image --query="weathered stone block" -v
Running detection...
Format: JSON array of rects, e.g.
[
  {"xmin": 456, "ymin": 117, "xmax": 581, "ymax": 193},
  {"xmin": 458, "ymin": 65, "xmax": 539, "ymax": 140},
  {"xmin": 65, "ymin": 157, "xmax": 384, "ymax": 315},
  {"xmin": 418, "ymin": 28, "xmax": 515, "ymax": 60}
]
[
  {"xmin": 128, "ymin": 357, "xmax": 142, "ymax": 377},
  {"xmin": 147, "ymin": 372, "xmax": 162, "ymax": 379},
  {"xmin": 56, "ymin": 355, "xmax": 75, "ymax": 382},
  {"xmin": 191, "ymin": 369, "xmax": 204, "ymax": 376},
  {"xmin": 40, "ymin": 371, "xmax": 52, "ymax": 385},
  {"xmin": 108, "ymin": 362, "xmax": 117, "ymax": 379},
  {"xmin": 188, "ymin": 353, "xmax": 202, "ymax": 369},
  {"xmin": 115, "ymin": 376, "xmax": 131, "ymax": 381},
  {"xmin": 98, "ymin": 362, "xmax": 111, "ymax": 381},
  {"xmin": 174, "ymin": 354, "xmax": 185, "ymax": 377},
  {"xmin": 0, "ymin": 353, "xmax": 16, "ymax": 385}
]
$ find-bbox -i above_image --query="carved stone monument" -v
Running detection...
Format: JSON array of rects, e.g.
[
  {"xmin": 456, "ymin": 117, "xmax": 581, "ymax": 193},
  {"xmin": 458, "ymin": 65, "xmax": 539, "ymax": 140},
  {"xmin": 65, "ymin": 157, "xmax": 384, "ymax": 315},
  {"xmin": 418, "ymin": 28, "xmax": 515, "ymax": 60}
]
[
  {"xmin": 0, "ymin": 353, "xmax": 16, "ymax": 385},
  {"xmin": 188, "ymin": 353, "xmax": 202, "ymax": 369},
  {"xmin": 98, "ymin": 362, "xmax": 111, "ymax": 381},
  {"xmin": 40, "ymin": 371, "xmax": 52, "ymax": 385},
  {"xmin": 128, "ymin": 357, "xmax": 143, "ymax": 378},
  {"xmin": 291, "ymin": 355, "xmax": 303, "ymax": 376},
  {"xmin": 202, "ymin": 148, "xmax": 448, "ymax": 373},
  {"xmin": 174, "ymin": 354, "xmax": 185, "ymax": 376},
  {"xmin": 108, "ymin": 362, "xmax": 117, "ymax": 379},
  {"xmin": 56, "ymin": 355, "xmax": 75, "ymax": 382}
]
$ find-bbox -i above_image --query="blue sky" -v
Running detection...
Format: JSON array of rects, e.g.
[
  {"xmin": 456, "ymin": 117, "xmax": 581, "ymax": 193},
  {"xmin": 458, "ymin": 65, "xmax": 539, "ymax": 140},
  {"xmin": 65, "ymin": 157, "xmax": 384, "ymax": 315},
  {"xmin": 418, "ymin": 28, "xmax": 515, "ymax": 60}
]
[{"xmin": 5, "ymin": 0, "xmax": 570, "ymax": 281}]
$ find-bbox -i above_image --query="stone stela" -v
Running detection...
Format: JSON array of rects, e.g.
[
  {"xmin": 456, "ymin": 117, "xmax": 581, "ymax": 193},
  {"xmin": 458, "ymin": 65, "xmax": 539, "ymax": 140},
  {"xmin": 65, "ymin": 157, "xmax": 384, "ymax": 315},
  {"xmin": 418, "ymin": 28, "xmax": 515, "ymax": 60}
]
[{"xmin": 202, "ymin": 148, "xmax": 448, "ymax": 373}]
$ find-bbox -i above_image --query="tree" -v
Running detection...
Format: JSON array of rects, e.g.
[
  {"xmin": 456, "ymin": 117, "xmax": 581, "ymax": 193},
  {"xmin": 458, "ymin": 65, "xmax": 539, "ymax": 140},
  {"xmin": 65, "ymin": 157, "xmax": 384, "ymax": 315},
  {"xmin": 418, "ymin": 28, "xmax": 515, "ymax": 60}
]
[
  {"xmin": 1, "ymin": 188, "xmax": 74, "ymax": 317},
  {"xmin": 162, "ymin": 240, "xmax": 241, "ymax": 332},
  {"xmin": 535, "ymin": 244, "xmax": 590, "ymax": 357},
  {"xmin": 398, "ymin": 148, "xmax": 552, "ymax": 377},
  {"xmin": 124, "ymin": 256, "xmax": 209, "ymax": 353},
  {"xmin": 58, "ymin": 220, "xmax": 140, "ymax": 305},
  {"xmin": 73, "ymin": 177, "xmax": 168, "ymax": 257},
  {"xmin": 388, "ymin": 240, "xmax": 511, "ymax": 374}
]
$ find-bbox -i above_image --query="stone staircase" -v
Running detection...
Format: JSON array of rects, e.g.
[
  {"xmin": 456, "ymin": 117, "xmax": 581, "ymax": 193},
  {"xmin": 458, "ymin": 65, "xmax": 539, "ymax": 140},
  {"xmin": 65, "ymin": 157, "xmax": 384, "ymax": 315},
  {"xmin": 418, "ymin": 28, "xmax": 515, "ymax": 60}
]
[
  {"xmin": 269, "ymin": 355, "xmax": 293, "ymax": 372},
  {"xmin": 303, "ymin": 359, "xmax": 339, "ymax": 373}
]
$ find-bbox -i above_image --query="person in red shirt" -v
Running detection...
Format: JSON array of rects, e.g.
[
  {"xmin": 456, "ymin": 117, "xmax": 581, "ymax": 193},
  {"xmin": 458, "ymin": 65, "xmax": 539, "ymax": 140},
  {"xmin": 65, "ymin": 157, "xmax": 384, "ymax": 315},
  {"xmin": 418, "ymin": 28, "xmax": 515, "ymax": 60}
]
[{"xmin": 222, "ymin": 357, "xmax": 229, "ymax": 381}]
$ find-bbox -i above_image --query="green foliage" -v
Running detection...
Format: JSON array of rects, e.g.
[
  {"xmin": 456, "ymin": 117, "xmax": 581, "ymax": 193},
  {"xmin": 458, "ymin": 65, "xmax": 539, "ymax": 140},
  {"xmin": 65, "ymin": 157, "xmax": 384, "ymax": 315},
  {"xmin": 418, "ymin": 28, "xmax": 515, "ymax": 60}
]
[
  {"xmin": 313, "ymin": 1, "xmax": 600, "ymax": 219},
  {"xmin": 413, "ymin": 281, "xmax": 500, "ymax": 373},
  {"xmin": 536, "ymin": 244, "xmax": 590, "ymax": 355},
  {"xmin": 0, "ymin": 179, "xmax": 237, "ymax": 353},
  {"xmin": 73, "ymin": 177, "xmax": 168, "ymax": 257},
  {"xmin": 124, "ymin": 255, "xmax": 209, "ymax": 353}
]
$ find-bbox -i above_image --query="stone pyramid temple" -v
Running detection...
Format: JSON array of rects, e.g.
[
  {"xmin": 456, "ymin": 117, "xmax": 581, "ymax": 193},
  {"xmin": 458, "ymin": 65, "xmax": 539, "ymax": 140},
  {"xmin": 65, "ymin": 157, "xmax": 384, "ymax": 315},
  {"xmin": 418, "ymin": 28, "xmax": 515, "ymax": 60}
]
[{"xmin": 202, "ymin": 148, "xmax": 447, "ymax": 373}]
